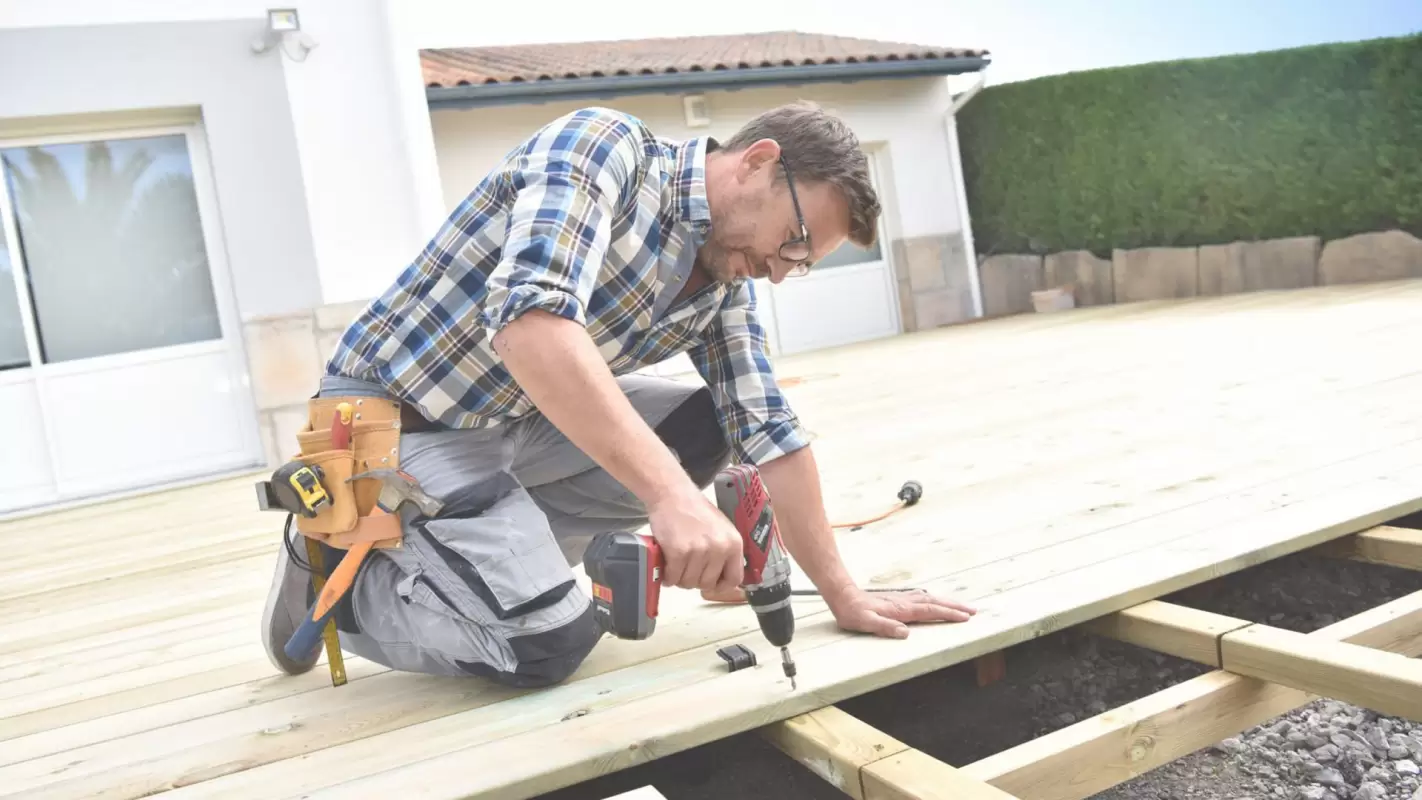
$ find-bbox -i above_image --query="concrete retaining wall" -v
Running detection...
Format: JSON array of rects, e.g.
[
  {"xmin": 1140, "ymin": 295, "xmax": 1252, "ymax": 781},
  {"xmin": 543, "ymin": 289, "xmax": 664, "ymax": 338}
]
[{"xmin": 978, "ymin": 229, "xmax": 1422, "ymax": 317}]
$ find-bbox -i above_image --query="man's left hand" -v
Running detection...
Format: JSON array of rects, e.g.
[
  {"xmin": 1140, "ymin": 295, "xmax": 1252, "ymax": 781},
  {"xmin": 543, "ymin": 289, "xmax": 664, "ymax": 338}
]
[
  {"xmin": 826, "ymin": 587, "xmax": 977, "ymax": 639},
  {"xmin": 700, "ymin": 586, "xmax": 978, "ymax": 639}
]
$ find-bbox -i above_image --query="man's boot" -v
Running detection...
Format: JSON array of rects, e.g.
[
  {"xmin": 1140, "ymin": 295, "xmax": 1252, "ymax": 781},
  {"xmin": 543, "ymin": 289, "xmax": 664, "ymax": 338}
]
[{"xmin": 260, "ymin": 519, "xmax": 329, "ymax": 675}]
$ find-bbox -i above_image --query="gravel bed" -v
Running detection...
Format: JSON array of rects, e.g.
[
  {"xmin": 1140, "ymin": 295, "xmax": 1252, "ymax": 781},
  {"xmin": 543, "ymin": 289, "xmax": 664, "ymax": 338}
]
[
  {"xmin": 1091, "ymin": 538, "xmax": 1422, "ymax": 800},
  {"xmin": 534, "ymin": 521, "xmax": 1422, "ymax": 800},
  {"xmin": 1095, "ymin": 700, "xmax": 1422, "ymax": 800}
]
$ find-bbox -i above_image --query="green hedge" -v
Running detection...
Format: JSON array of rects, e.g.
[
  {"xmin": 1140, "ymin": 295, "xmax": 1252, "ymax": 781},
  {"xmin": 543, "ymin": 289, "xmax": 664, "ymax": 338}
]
[{"xmin": 956, "ymin": 33, "xmax": 1422, "ymax": 257}]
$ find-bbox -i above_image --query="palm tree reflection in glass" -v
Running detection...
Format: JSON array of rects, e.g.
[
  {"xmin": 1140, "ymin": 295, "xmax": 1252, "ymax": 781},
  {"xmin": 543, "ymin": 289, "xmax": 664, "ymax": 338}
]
[{"xmin": 1, "ymin": 134, "xmax": 222, "ymax": 365}]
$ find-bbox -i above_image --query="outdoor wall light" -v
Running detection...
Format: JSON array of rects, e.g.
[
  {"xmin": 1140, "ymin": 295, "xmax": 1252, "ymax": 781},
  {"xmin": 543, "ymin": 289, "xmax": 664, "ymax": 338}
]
[
  {"xmin": 251, "ymin": 7, "xmax": 318, "ymax": 61},
  {"xmin": 268, "ymin": 8, "xmax": 301, "ymax": 32}
]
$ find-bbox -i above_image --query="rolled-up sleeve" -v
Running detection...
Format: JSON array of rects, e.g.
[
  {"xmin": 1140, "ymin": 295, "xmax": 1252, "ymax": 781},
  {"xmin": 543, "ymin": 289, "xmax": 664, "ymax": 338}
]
[
  {"xmin": 478, "ymin": 108, "xmax": 641, "ymax": 336},
  {"xmin": 688, "ymin": 280, "xmax": 813, "ymax": 465}
]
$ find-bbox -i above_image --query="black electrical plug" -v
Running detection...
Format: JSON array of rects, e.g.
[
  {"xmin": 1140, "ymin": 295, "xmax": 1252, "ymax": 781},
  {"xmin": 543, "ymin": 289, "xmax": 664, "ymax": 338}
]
[{"xmin": 897, "ymin": 480, "xmax": 923, "ymax": 506}]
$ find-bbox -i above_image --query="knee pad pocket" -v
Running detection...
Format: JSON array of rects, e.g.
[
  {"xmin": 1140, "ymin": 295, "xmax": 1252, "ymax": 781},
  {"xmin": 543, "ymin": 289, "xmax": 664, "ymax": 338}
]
[{"xmin": 456, "ymin": 600, "xmax": 601, "ymax": 688}]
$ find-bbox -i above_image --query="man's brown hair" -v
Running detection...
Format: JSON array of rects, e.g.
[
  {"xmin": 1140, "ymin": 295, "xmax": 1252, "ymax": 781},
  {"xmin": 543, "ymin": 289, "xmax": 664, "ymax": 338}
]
[{"xmin": 721, "ymin": 101, "xmax": 882, "ymax": 248}]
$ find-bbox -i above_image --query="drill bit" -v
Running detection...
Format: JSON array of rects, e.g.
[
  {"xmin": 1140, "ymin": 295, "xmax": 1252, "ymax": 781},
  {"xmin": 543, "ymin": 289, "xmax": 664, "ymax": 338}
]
[{"xmin": 780, "ymin": 646, "xmax": 797, "ymax": 690}]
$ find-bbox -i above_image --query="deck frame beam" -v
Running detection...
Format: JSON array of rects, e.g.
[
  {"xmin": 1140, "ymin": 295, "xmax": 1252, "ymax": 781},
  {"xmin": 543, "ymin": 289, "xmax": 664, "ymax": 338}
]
[
  {"xmin": 957, "ymin": 555, "xmax": 1422, "ymax": 799},
  {"xmin": 1219, "ymin": 624, "xmax": 1422, "ymax": 722},
  {"xmin": 761, "ymin": 706, "xmax": 1020, "ymax": 799},
  {"xmin": 1081, "ymin": 600, "xmax": 1253, "ymax": 667},
  {"xmin": 761, "ymin": 526, "xmax": 1422, "ymax": 800},
  {"xmin": 1313, "ymin": 524, "xmax": 1422, "ymax": 571}
]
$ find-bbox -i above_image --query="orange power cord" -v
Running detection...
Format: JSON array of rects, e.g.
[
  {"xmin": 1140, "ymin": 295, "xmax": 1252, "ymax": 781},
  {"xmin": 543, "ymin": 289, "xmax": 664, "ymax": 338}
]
[{"xmin": 830, "ymin": 480, "xmax": 923, "ymax": 530}]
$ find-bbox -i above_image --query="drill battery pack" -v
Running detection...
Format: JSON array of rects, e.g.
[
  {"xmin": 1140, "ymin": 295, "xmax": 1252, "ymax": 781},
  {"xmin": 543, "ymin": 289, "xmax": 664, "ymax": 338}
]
[{"xmin": 584, "ymin": 531, "xmax": 662, "ymax": 640}]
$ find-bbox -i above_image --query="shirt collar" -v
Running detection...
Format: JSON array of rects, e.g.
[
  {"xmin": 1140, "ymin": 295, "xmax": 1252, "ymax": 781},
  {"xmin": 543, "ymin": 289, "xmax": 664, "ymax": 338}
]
[{"xmin": 672, "ymin": 136, "xmax": 715, "ymax": 231}]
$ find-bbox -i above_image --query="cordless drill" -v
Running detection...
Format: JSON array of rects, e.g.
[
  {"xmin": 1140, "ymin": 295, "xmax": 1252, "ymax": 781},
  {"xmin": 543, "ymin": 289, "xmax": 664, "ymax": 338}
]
[{"xmin": 583, "ymin": 464, "xmax": 798, "ymax": 689}]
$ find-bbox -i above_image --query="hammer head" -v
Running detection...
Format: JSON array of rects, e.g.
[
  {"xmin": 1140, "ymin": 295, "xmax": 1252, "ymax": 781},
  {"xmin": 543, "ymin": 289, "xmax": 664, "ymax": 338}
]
[{"xmin": 348, "ymin": 468, "xmax": 443, "ymax": 517}]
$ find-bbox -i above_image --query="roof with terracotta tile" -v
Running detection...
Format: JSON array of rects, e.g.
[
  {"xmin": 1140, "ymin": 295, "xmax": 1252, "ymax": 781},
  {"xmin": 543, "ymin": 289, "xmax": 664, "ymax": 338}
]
[{"xmin": 420, "ymin": 30, "xmax": 988, "ymax": 100}]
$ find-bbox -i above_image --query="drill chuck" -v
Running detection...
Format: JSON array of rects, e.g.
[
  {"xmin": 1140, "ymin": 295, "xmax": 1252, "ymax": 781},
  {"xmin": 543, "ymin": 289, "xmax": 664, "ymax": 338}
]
[
  {"xmin": 745, "ymin": 582, "xmax": 795, "ymax": 647},
  {"xmin": 747, "ymin": 580, "xmax": 798, "ymax": 689}
]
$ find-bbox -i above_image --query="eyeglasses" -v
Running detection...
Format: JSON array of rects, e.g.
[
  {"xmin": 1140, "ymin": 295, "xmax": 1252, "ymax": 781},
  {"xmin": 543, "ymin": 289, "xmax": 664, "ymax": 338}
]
[{"xmin": 778, "ymin": 155, "xmax": 812, "ymax": 277}]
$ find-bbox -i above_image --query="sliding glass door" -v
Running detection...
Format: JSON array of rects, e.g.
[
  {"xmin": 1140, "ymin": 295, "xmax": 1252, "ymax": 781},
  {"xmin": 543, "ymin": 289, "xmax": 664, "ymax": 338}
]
[
  {"xmin": 0, "ymin": 181, "xmax": 56, "ymax": 511},
  {"xmin": 0, "ymin": 124, "xmax": 261, "ymax": 514}
]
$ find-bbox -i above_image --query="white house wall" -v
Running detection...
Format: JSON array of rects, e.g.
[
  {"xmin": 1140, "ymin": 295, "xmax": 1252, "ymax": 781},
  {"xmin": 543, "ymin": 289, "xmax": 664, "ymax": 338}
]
[
  {"xmin": 0, "ymin": 1, "xmax": 450, "ymax": 479},
  {"xmin": 0, "ymin": 19, "xmax": 322, "ymax": 320},
  {"xmin": 428, "ymin": 78, "xmax": 979, "ymax": 330},
  {"xmin": 1, "ymin": 0, "xmax": 445, "ymax": 310}
]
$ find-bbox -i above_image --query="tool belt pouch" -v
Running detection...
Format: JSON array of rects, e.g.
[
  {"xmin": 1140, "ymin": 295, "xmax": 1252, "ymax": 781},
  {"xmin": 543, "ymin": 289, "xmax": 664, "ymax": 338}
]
[{"xmin": 290, "ymin": 395, "xmax": 405, "ymax": 550}]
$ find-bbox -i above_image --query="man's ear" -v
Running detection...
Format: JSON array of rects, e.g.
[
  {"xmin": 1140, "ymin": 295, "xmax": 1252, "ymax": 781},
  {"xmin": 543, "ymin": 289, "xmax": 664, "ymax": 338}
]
[{"xmin": 736, "ymin": 138, "xmax": 781, "ymax": 181}]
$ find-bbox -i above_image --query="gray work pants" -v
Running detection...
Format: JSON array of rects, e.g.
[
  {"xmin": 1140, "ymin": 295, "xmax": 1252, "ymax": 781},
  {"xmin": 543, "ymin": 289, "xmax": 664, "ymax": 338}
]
[{"xmin": 314, "ymin": 373, "xmax": 731, "ymax": 688}]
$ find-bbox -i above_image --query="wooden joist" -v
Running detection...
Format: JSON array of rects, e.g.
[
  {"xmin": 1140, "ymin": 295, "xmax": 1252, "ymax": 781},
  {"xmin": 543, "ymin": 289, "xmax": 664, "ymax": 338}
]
[
  {"xmin": 1096, "ymin": 594, "xmax": 1422, "ymax": 720},
  {"xmin": 761, "ymin": 705, "xmax": 909, "ymax": 799},
  {"xmin": 1315, "ymin": 524, "xmax": 1422, "ymax": 571},
  {"xmin": 1221, "ymin": 625, "xmax": 1422, "ymax": 722},
  {"xmin": 762, "ymin": 706, "xmax": 1020, "ymax": 800},
  {"xmin": 1081, "ymin": 600, "xmax": 1252, "ymax": 666},
  {"xmin": 764, "ymin": 588, "xmax": 1422, "ymax": 800},
  {"xmin": 975, "ymin": 652, "xmax": 1008, "ymax": 687},
  {"xmin": 959, "ymin": 589, "xmax": 1422, "ymax": 800},
  {"xmin": 863, "ymin": 750, "xmax": 1022, "ymax": 800}
]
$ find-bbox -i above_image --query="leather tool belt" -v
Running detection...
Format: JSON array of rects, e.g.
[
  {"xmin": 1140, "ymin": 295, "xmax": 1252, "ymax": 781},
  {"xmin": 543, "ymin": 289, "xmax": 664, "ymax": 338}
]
[{"xmin": 290, "ymin": 395, "xmax": 405, "ymax": 550}]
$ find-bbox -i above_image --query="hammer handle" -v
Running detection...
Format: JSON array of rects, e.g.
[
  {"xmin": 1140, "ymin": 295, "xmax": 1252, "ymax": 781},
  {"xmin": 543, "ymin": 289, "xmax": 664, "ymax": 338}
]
[{"xmin": 284, "ymin": 539, "xmax": 374, "ymax": 661}]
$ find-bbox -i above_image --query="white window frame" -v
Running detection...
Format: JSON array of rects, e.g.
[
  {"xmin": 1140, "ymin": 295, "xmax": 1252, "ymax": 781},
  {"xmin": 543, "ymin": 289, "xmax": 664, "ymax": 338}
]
[{"xmin": 0, "ymin": 120, "xmax": 262, "ymax": 506}]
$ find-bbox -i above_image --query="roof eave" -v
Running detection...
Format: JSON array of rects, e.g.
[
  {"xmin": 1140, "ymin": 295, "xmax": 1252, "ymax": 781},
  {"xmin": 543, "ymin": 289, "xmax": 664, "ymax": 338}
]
[{"xmin": 424, "ymin": 55, "xmax": 991, "ymax": 110}]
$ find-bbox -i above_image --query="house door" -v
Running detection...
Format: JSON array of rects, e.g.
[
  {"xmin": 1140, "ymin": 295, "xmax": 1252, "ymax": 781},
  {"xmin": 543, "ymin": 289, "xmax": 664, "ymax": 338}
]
[
  {"xmin": 754, "ymin": 153, "xmax": 900, "ymax": 357},
  {"xmin": 0, "ymin": 125, "xmax": 262, "ymax": 515}
]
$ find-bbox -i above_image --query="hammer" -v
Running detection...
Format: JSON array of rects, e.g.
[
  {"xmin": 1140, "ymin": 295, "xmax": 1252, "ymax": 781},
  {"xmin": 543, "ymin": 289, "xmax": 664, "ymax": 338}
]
[
  {"xmin": 284, "ymin": 468, "xmax": 441, "ymax": 662},
  {"xmin": 349, "ymin": 468, "xmax": 444, "ymax": 517}
]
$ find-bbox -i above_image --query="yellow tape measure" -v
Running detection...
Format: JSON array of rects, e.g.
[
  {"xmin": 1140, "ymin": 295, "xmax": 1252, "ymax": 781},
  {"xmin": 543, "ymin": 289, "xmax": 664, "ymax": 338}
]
[{"xmin": 304, "ymin": 538, "xmax": 347, "ymax": 686}]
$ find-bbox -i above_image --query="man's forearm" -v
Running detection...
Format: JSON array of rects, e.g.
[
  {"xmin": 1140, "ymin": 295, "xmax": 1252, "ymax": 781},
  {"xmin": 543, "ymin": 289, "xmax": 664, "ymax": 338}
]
[
  {"xmin": 756, "ymin": 445, "xmax": 858, "ymax": 603},
  {"xmin": 491, "ymin": 309, "xmax": 697, "ymax": 507}
]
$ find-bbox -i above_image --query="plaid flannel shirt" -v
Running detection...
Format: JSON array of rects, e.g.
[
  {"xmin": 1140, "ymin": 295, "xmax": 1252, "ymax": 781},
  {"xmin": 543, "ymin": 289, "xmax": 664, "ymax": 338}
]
[{"xmin": 326, "ymin": 107, "xmax": 810, "ymax": 466}]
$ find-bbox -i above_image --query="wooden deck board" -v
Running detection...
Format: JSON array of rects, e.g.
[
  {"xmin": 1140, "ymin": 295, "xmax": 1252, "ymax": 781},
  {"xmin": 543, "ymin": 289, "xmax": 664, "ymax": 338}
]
[{"xmin": 4, "ymin": 280, "xmax": 1422, "ymax": 800}]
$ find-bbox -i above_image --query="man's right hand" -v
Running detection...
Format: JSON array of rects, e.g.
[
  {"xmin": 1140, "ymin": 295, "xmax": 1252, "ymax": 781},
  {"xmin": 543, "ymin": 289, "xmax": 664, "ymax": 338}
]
[{"xmin": 647, "ymin": 486, "xmax": 744, "ymax": 594}]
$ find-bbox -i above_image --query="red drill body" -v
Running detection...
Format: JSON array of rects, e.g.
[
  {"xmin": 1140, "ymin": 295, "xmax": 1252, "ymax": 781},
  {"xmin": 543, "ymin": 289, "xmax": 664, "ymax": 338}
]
[
  {"xmin": 584, "ymin": 464, "xmax": 798, "ymax": 688},
  {"xmin": 713, "ymin": 465, "xmax": 797, "ymax": 687}
]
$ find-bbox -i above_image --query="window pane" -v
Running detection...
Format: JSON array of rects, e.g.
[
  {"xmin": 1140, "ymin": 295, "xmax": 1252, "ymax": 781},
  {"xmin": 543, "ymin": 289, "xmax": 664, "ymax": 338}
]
[
  {"xmin": 1, "ymin": 134, "xmax": 221, "ymax": 363},
  {"xmin": 0, "ymin": 206, "xmax": 30, "ymax": 370},
  {"xmin": 814, "ymin": 237, "xmax": 883, "ymax": 270}
]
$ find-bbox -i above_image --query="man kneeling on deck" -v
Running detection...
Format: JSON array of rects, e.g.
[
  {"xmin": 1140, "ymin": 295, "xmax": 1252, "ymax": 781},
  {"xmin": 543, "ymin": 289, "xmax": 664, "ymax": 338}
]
[{"xmin": 261, "ymin": 102, "xmax": 976, "ymax": 688}]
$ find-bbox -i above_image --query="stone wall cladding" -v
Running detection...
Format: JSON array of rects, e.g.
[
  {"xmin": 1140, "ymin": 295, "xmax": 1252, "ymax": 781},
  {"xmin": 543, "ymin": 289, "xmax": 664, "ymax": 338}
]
[
  {"xmin": 891, "ymin": 232, "xmax": 976, "ymax": 331},
  {"xmin": 978, "ymin": 229, "xmax": 1422, "ymax": 317},
  {"xmin": 1113, "ymin": 246, "xmax": 1199, "ymax": 303},
  {"xmin": 979, "ymin": 254, "xmax": 1043, "ymax": 316},
  {"xmin": 241, "ymin": 298, "xmax": 372, "ymax": 468},
  {"xmin": 1199, "ymin": 237, "xmax": 1319, "ymax": 295},
  {"xmin": 1044, "ymin": 250, "xmax": 1114, "ymax": 307},
  {"xmin": 1318, "ymin": 230, "xmax": 1422, "ymax": 285}
]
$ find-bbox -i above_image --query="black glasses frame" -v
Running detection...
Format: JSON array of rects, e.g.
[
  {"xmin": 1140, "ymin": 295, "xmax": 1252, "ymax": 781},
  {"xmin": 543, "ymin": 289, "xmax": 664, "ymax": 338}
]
[{"xmin": 778, "ymin": 155, "xmax": 811, "ymax": 277}]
